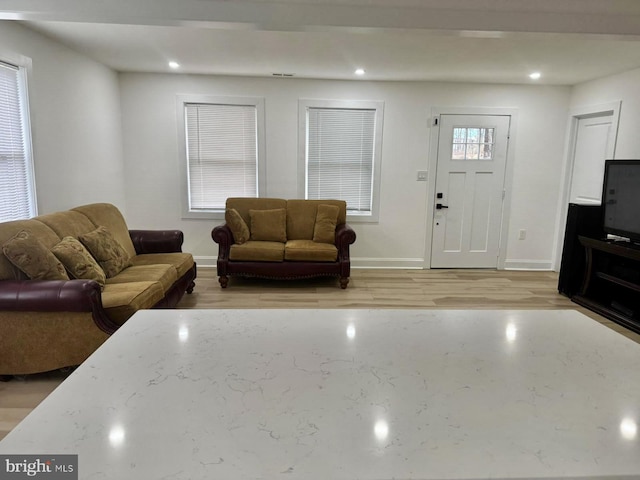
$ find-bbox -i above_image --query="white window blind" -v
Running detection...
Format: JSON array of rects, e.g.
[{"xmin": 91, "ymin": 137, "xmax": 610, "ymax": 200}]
[
  {"xmin": 306, "ymin": 107, "xmax": 376, "ymax": 214},
  {"xmin": 0, "ymin": 61, "xmax": 36, "ymax": 221},
  {"xmin": 185, "ymin": 103, "xmax": 258, "ymax": 211}
]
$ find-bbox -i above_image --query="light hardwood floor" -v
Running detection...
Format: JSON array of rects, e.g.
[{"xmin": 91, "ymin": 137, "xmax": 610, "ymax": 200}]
[{"xmin": 2, "ymin": 268, "xmax": 639, "ymax": 441}]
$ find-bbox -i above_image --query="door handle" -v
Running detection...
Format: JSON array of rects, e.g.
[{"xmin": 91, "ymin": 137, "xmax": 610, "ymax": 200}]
[{"xmin": 436, "ymin": 203, "xmax": 449, "ymax": 209}]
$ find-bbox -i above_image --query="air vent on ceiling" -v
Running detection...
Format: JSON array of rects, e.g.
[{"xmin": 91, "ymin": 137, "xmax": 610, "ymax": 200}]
[{"xmin": 272, "ymin": 73, "xmax": 295, "ymax": 77}]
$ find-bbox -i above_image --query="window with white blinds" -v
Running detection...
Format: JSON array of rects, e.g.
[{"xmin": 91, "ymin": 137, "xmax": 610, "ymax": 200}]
[
  {"xmin": 178, "ymin": 96, "xmax": 265, "ymax": 217},
  {"xmin": 0, "ymin": 61, "xmax": 36, "ymax": 222},
  {"xmin": 300, "ymin": 100, "xmax": 384, "ymax": 220}
]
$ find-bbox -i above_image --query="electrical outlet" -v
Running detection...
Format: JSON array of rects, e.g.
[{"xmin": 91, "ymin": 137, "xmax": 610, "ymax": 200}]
[
  {"xmin": 417, "ymin": 170, "xmax": 428, "ymax": 181},
  {"xmin": 518, "ymin": 229, "xmax": 526, "ymax": 240}
]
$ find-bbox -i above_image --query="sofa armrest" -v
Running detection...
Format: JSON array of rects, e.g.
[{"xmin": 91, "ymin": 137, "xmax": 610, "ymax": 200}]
[
  {"xmin": 212, "ymin": 224, "xmax": 233, "ymax": 259},
  {"xmin": 0, "ymin": 280, "xmax": 119, "ymax": 334},
  {"xmin": 336, "ymin": 223, "xmax": 357, "ymax": 251},
  {"xmin": 336, "ymin": 224, "xmax": 356, "ymax": 270},
  {"xmin": 129, "ymin": 229, "xmax": 184, "ymax": 254}
]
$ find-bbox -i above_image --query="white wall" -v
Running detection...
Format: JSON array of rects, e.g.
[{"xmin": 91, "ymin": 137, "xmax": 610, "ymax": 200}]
[
  {"xmin": 0, "ymin": 21, "xmax": 126, "ymax": 214},
  {"xmin": 119, "ymin": 73, "xmax": 571, "ymax": 268},
  {"xmin": 570, "ymin": 67, "xmax": 640, "ymax": 159}
]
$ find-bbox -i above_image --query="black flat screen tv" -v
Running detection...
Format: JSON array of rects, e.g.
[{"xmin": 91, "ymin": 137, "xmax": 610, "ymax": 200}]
[{"xmin": 601, "ymin": 159, "xmax": 640, "ymax": 244}]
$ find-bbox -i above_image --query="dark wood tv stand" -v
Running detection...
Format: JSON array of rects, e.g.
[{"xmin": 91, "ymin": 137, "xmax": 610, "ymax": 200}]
[{"xmin": 573, "ymin": 236, "xmax": 640, "ymax": 334}]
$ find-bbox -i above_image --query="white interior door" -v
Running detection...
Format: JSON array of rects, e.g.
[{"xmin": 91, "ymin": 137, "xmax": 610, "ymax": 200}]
[
  {"xmin": 431, "ymin": 114, "xmax": 510, "ymax": 268},
  {"xmin": 568, "ymin": 113, "xmax": 615, "ymax": 204}
]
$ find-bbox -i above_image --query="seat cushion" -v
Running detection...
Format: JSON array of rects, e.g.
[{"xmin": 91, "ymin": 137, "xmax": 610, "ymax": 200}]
[
  {"xmin": 284, "ymin": 240, "xmax": 338, "ymax": 262},
  {"xmin": 131, "ymin": 253, "xmax": 194, "ymax": 278},
  {"xmin": 106, "ymin": 264, "xmax": 178, "ymax": 294},
  {"xmin": 229, "ymin": 241, "xmax": 285, "ymax": 262},
  {"xmin": 101, "ymin": 281, "xmax": 164, "ymax": 325}
]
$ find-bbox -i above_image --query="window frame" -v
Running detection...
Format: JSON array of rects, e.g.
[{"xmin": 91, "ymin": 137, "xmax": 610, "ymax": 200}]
[
  {"xmin": 0, "ymin": 58, "xmax": 37, "ymax": 222},
  {"xmin": 298, "ymin": 99, "xmax": 384, "ymax": 223},
  {"xmin": 177, "ymin": 94, "xmax": 266, "ymax": 220}
]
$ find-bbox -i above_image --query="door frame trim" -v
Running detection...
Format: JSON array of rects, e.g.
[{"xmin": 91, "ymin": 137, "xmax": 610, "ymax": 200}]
[
  {"xmin": 425, "ymin": 107, "xmax": 518, "ymax": 269},
  {"xmin": 551, "ymin": 101, "xmax": 621, "ymax": 271}
]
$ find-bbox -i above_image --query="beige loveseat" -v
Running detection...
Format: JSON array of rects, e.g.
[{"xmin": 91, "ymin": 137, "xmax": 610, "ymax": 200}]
[
  {"xmin": 212, "ymin": 198, "xmax": 356, "ymax": 288},
  {"xmin": 0, "ymin": 203, "xmax": 196, "ymax": 375}
]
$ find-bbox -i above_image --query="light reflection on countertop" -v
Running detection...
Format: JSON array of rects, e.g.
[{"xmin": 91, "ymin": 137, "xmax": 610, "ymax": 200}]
[
  {"xmin": 505, "ymin": 323, "xmax": 517, "ymax": 342},
  {"xmin": 346, "ymin": 323, "xmax": 356, "ymax": 340},
  {"xmin": 620, "ymin": 417, "xmax": 637, "ymax": 440},
  {"xmin": 108, "ymin": 425, "xmax": 125, "ymax": 448},
  {"xmin": 374, "ymin": 420, "xmax": 389, "ymax": 442},
  {"xmin": 178, "ymin": 325, "xmax": 189, "ymax": 342}
]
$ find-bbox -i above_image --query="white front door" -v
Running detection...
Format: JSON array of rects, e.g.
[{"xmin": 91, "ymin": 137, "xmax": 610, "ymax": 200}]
[{"xmin": 431, "ymin": 114, "xmax": 511, "ymax": 268}]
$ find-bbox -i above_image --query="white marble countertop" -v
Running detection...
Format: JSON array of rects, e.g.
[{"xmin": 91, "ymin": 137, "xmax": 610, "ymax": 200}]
[{"xmin": 1, "ymin": 309, "xmax": 639, "ymax": 479}]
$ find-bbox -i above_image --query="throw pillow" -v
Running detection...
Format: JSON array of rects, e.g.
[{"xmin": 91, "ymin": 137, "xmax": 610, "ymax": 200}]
[
  {"xmin": 225, "ymin": 208, "xmax": 250, "ymax": 245},
  {"xmin": 313, "ymin": 204, "xmax": 340, "ymax": 244},
  {"xmin": 51, "ymin": 236, "xmax": 107, "ymax": 289},
  {"xmin": 249, "ymin": 208, "xmax": 287, "ymax": 242},
  {"xmin": 79, "ymin": 226, "xmax": 132, "ymax": 278},
  {"xmin": 2, "ymin": 230, "xmax": 69, "ymax": 280}
]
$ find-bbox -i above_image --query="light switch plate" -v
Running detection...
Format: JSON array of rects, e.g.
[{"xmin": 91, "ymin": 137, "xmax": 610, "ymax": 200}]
[{"xmin": 417, "ymin": 170, "xmax": 428, "ymax": 181}]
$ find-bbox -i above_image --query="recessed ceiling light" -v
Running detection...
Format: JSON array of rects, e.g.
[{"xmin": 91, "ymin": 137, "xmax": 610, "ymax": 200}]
[
  {"xmin": 355, "ymin": 68, "xmax": 365, "ymax": 76},
  {"xmin": 529, "ymin": 72, "xmax": 541, "ymax": 80},
  {"xmin": 168, "ymin": 61, "xmax": 180, "ymax": 69}
]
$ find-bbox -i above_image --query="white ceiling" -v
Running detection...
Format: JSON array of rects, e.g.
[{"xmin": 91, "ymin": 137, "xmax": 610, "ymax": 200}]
[{"xmin": 4, "ymin": 0, "xmax": 640, "ymax": 84}]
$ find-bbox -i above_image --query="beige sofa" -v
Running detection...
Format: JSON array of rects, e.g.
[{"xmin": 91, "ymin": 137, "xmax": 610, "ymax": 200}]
[
  {"xmin": 0, "ymin": 203, "xmax": 196, "ymax": 375},
  {"xmin": 212, "ymin": 198, "xmax": 356, "ymax": 288}
]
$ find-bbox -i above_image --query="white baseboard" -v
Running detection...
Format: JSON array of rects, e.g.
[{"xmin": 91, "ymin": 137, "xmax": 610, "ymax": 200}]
[
  {"xmin": 193, "ymin": 256, "xmax": 217, "ymax": 268},
  {"xmin": 351, "ymin": 257, "xmax": 425, "ymax": 269},
  {"xmin": 503, "ymin": 259, "xmax": 553, "ymax": 271}
]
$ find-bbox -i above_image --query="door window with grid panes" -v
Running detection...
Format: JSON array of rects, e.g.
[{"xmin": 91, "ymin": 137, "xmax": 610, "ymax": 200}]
[{"xmin": 452, "ymin": 127, "xmax": 495, "ymax": 160}]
